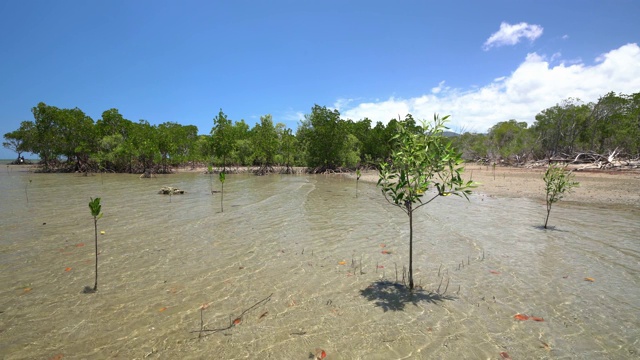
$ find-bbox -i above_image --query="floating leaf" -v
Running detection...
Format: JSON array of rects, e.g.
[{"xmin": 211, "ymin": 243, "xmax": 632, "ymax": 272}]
[
  {"xmin": 200, "ymin": 303, "xmax": 209, "ymax": 310},
  {"xmin": 499, "ymin": 352, "xmax": 512, "ymax": 360},
  {"xmin": 381, "ymin": 250, "xmax": 391, "ymax": 255},
  {"xmin": 159, "ymin": 307, "xmax": 168, "ymax": 312},
  {"xmin": 379, "ymin": 244, "xmax": 386, "ymax": 248},
  {"xmin": 338, "ymin": 261, "xmax": 346, "ymax": 265},
  {"xmin": 64, "ymin": 267, "xmax": 72, "ymax": 272},
  {"xmin": 377, "ymin": 265, "xmax": 384, "ymax": 269},
  {"xmin": 233, "ymin": 317, "xmax": 242, "ymax": 325},
  {"xmin": 584, "ymin": 277, "xmax": 595, "ymax": 282},
  {"xmin": 23, "ymin": 287, "xmax": 32, "ymax": 294},
  {"xmin": 489, "ymin": 270, "xmax": 500, "ymax": 274},
  {"xmin": 75, "ymin": 243, "xmax": 85, "ymax": 247},
  {"xmin": 100, "ymin": 231, "xmax": 105, "ymax": 235},
  {"xmin": 514, "ymin": 313, "xmax": 529, "ymax": 321},
  {"xmin": 259, "ymin": 311, "xmax": 268, "ymax": 319},
  {"xmin": 531, "ymin": 316, "xmax": 544, "ymax": 322},
  {"xmin": 49, "ymin": 354, "xmax": 64, "ymax": 360},
  {"xmin": 314, "ymin": 348, "xmax": 327, "ymax": 359}
]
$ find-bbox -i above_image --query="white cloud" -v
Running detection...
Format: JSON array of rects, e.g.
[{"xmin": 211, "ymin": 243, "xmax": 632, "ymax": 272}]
[
  {"xmin": 431, "ymin": 81, "xmax": 447, "ymax": 94},
  {"xmin": 483, "ymin": 22, "xmax": 543, "ymax": 51},
  {"xmin": 339, "ymin": 43, "xmax": 640, "ymax": 133},
  {"xmin": 279, "ymin": 108, "xmax": 305, "ymax": 123},
  {"xmin": 333, "ymin": 98, "xmax": 354, "ymax": 111}
]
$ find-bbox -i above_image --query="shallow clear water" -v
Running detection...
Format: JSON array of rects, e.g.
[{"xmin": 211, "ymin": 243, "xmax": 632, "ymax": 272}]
[{"xmin": 0, "ymin": 169, "xmax": 638, "ymax": 359}]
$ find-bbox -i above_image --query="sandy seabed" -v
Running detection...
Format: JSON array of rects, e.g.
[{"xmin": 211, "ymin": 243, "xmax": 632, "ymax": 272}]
[{"xmin": 1, "ymin": 164, "xmax": 639, "ymax": 359}]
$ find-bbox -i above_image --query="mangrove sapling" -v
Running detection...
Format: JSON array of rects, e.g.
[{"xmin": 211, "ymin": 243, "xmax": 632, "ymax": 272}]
[
  {"xmin": 378, "ymin": 114, "xmax": 475, "ymax": 290},
  {"xmin": 543, "ymin": 163, "xmax": 579, "ymax": 229},
  {"xmin": 219, "ymin": 171, "xmax": 225, "ymax": 212},
  {"xmin": 208, "ymin": 164, "xmax": 213, "ymax": 193},
  {"xmin": 87, "ymin": 197, "xmax": 103, "ymax": 293},
  {"xmin": 25, "ymin": 179, "xmax": 31, "ymax": 203},
  {"xmin": 355, "ymin": 168, "xmax": 361, "ymax": 198}
]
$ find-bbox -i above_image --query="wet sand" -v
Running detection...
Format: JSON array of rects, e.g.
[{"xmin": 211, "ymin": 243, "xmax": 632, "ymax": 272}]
[{"xmin": 351, "ymin": 165, "xmax": 640, "ymax": 209}]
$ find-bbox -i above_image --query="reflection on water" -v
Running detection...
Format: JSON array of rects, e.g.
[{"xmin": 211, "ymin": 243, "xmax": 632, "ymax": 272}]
[{"xmin": 0, "ymin": 169, "xmax": 638, "ymax": 359}]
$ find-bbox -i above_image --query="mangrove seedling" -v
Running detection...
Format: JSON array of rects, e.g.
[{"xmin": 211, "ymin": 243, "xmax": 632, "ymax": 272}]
[
  {"xmin": 543, "ymin": 163, "xmax": 579, "ymax": 229},
  {"xmin": 355, "ymin": 168, "xmax": 361, "ymax": 198},
  {"xmin": 25, "ymin": 179, "xmax": 31, "ymax": 203},
  {"xmin": 378, "ymin": 114, "xmax": 475, "ymax": 290},
  {"xmin": 88, "ymin": 197, "xmax": 103, "ymax": 292},
  {"xmin": 208, "ymin": 164, "xmax": 213, "ymax": 193},
  {"xmin": 219, "ymin": 171, "xmax": 225, "ymax": 212}
]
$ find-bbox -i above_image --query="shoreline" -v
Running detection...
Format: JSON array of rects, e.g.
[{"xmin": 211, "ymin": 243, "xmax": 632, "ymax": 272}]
[{"xmin": 346, "ymin": 165, "xmax": 640, "ymax": 209}]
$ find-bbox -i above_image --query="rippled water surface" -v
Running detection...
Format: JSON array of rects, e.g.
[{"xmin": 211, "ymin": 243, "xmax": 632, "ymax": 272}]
[{"xmin": 0, "ymin": 169, "xmax": 639, "ymax": 359}]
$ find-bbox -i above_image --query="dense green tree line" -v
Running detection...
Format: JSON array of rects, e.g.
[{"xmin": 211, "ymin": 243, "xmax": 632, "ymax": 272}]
[
  {"xmin": 4, "ymin": 91, "xmax": 638, "ymax": 172},
  {"xmin": 452, "ymin": 92, "xmax": 640, "ymax": 164}
]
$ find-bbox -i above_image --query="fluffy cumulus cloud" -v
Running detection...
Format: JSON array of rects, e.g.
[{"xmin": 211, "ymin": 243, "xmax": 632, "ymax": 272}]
[
  {"xmin": 339, "ymin": 43, "xmax": 640, "ymax": 133},
  {"xmin": 483, "ymin": 22, "xmax": 543, "ymax": 51}
]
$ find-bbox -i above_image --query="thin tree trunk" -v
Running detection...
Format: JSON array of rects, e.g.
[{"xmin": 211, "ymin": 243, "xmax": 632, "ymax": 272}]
[
  {"xmin": 544, "ymin": 206, "xmax": 551, "ymax": 229},
  {"xmin": 408, "ymin": 208, "xmax": 414, "ymax": 290},
  {"xmin": 93, "ymin": 218, "xmax": 98, "ymax": 291}
]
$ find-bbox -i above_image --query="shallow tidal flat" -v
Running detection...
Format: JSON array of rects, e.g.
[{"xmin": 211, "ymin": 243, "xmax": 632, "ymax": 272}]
[{"xmin": 0, "ymin": 168, "xmax": 638, "ymax": 359}]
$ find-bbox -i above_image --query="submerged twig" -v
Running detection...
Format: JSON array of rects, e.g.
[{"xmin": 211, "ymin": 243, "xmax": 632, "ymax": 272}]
[{"xmin": 191, "ymin": 293, "xmax": 273, "ymax": 337}]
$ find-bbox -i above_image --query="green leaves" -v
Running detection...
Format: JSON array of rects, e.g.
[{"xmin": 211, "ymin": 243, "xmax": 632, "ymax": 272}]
[
  {"xmin": 378, "ymin": 114, "xmax": 475, "ymax": 213},
  {"xmin": 89, "ymin": 197, "xmax": 102, "ymax": 218},
  {"xmin": 543, "ymin": 163, "xmax": 579, "ymax": 228}
]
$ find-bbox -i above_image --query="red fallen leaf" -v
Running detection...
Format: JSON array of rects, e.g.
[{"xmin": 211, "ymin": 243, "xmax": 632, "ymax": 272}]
[
  {"xmin": 64, "ymin": 267, "xmax": 72, "ymax": 272},
  {"xmin": 314, "ymin": 348, "xmax": 327, "ymax": 359},
  {"xmin": 76, "ymin": 243, "xmax": 85, "ymax": 247},
  {"xmin": 499, "ymin": 352, "xmax": 512, "ymax": 360},
  {"xmin": 379, "ymin": 244, "xmax": 386, "ymax": 248},
  {"xmin": 514, "ymin": 313, "xmax": 529, "ymax": 321},
  {"xmin": 233, "ymin": 317, "xmax": 241, "ymax": 325},
  {"xmin": 338, "ymin": 261, "xmax": 346, "ymax": 265},
  {"xmin": 531, "ymin": 316, "xmax": 544, "ymax": 322},
  {"xmin": 381, "ymin": 250, "xmax": 391, "ymax": 254},
  {"xmin": 49, "ymin": 354, "xmax": 64, "ymax": 360},
  {"xmin": 377, "ymin": 265, "xmax": 384, "ymax": 269},
  {"xmin": 159, "ymin": 307, "xmax": 168, "ymax": 312},
  {"xmin": 489, "ymin": 270, "xmax": 500, "ymax": 274}
]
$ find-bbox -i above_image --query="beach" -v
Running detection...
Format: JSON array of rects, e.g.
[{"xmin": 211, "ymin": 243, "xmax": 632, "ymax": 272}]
[{"xmin": 350, "ymin": 165, "xmax": 640, "ymax": 209}]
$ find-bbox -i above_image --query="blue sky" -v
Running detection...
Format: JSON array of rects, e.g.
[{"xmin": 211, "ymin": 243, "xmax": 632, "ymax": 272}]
[{"xmin": 1, "ymin": 0, "xmax": 639, "ymax": 159}]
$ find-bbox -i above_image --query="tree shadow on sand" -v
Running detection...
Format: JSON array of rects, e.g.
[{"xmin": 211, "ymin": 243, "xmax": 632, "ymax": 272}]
[{"xmin": 360, "ymin": 280, "xmax": 456, "ymax": 312}]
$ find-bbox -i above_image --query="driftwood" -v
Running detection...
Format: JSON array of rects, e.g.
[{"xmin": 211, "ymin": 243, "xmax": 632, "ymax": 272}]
[
  {"xmin": 158, "ymin": 187, "xmax": 185, "ymax": 195},
  {"xmin": 519, "ymin": 149, "xmax": 640, "ymax": 171}
]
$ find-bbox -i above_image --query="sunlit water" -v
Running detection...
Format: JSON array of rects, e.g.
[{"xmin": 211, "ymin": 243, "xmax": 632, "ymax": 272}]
[{"xmin": 0, "ymin": 168, "xmax": 638, "ymax": 359}]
